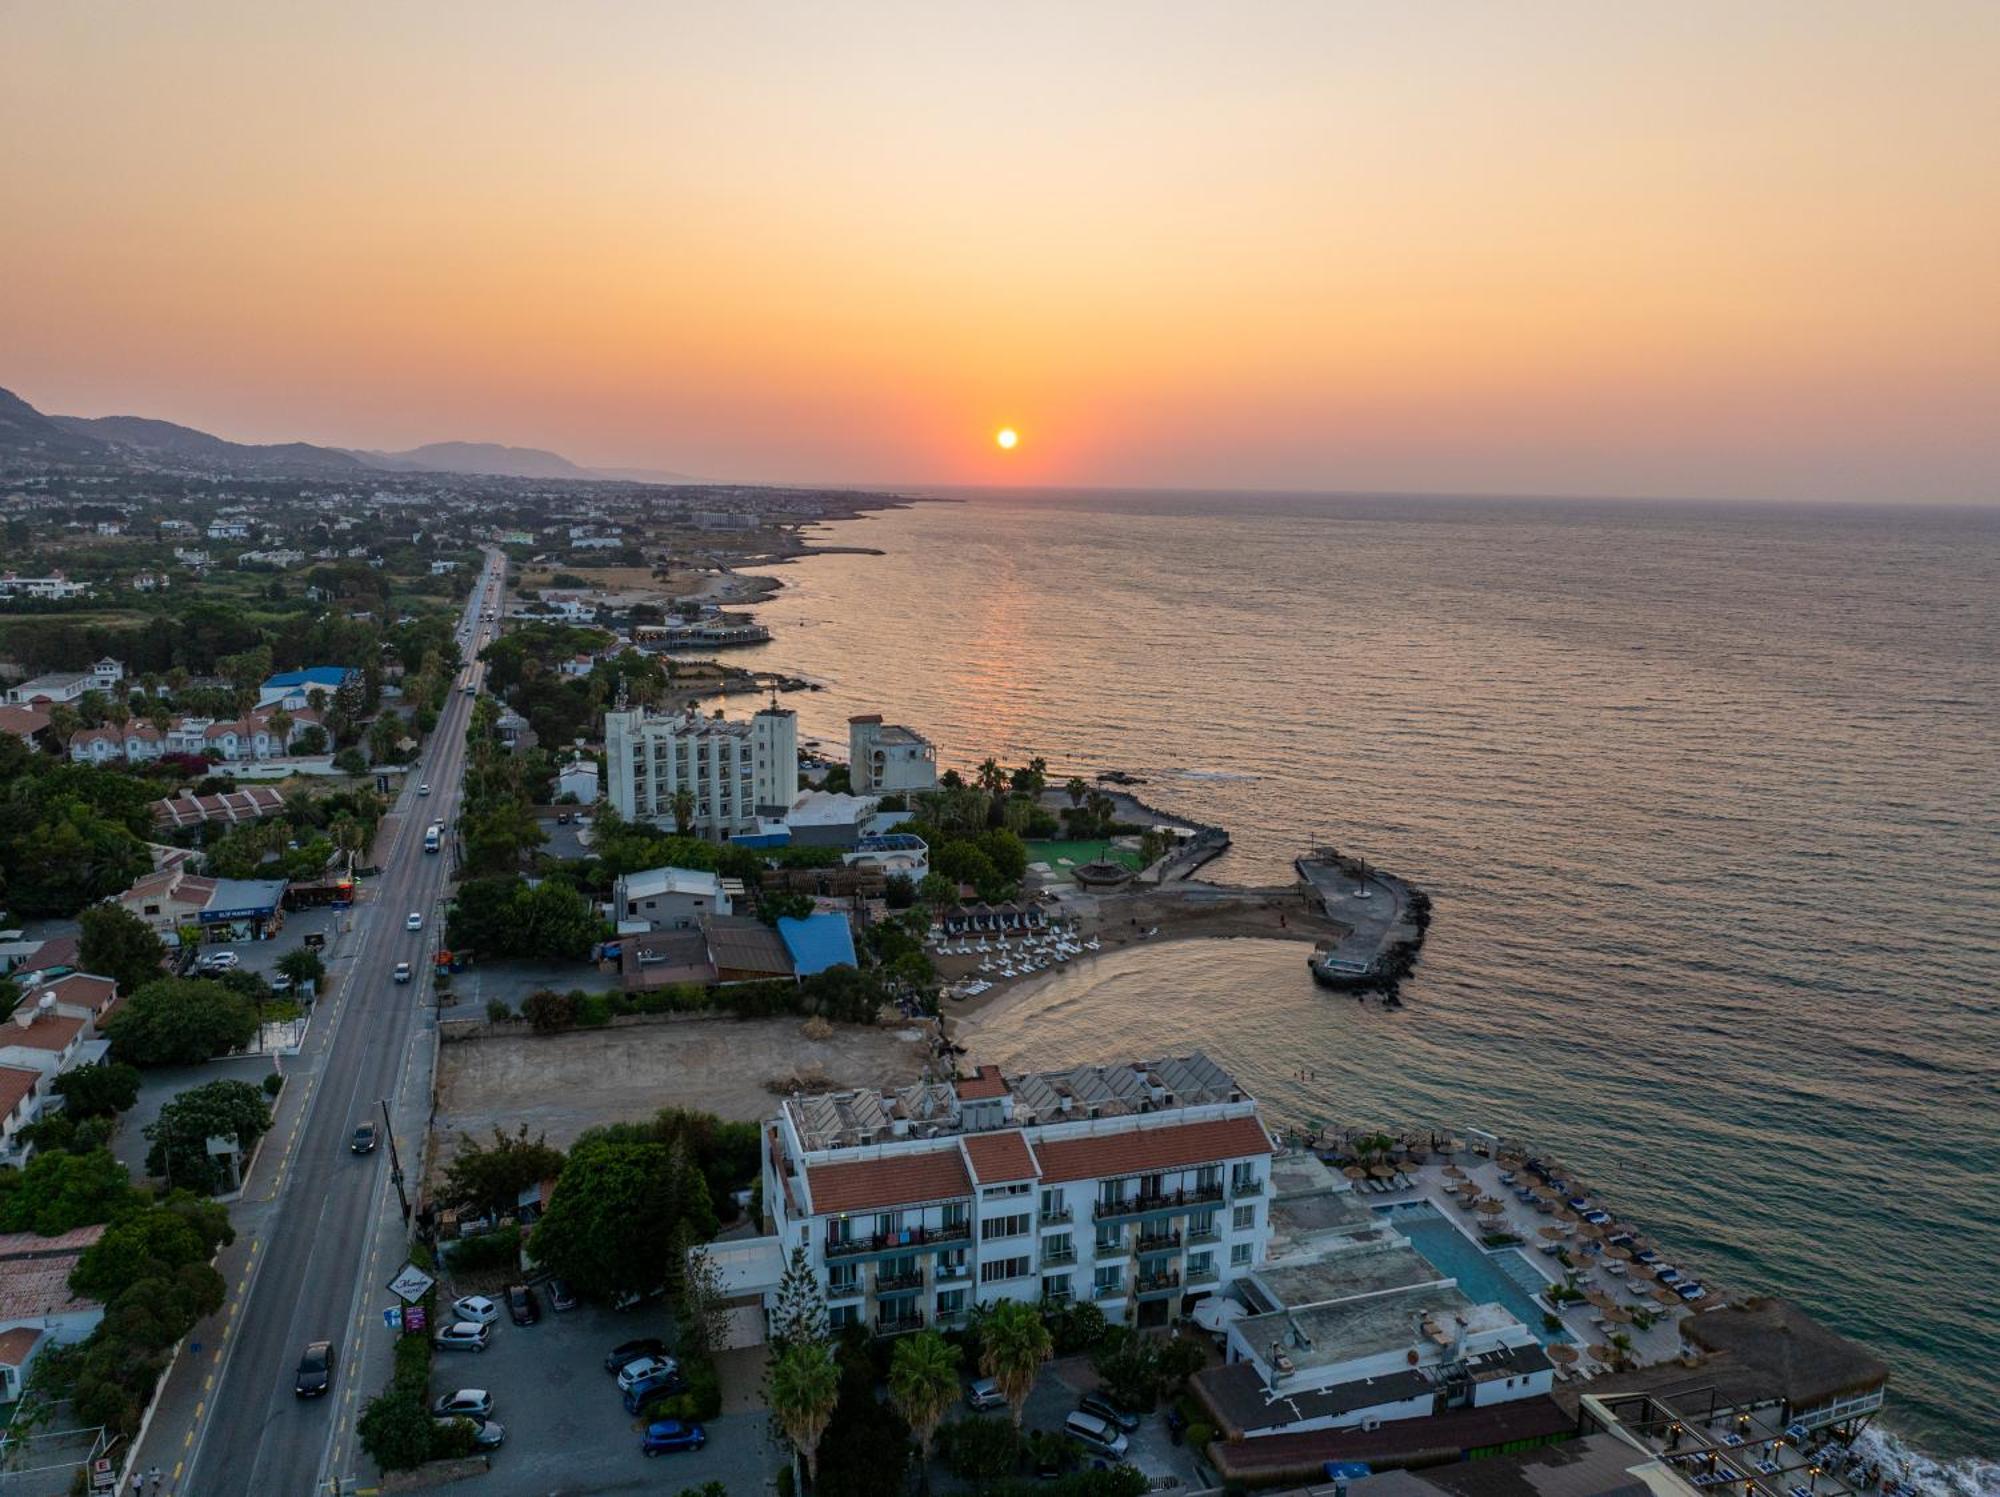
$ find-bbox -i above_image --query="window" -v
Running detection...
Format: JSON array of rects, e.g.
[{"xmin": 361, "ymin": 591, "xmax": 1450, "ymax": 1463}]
[
  {"xmin": 1040, "ymin": 1188, "xmax": 1067, "ymax": 1221},
  {"xmin": 1041, "ymin": 1274, "xmax": 1072, "ymax": 1303},
  {"xmin": 1230, "ymin": 1242, "xmax": 1253, "ymax": 1267},
  {"xmin": 1093, "ymin": 1265, "xmax": 1124, "ymax": 1295},
  {"xmin": 1189, "ymin": 1208, "xmax": 1219, "ymax": 1241},
  {"xmin": 1187, "ymin": 1251, "xmax": 1215, "ymax": 1279},
  {"xmin": 829, "ymin": 1303, "xmax": 859, "ymax": 1329},
  {"xmin": 827, "ymin": 1265, "xmax": 858, "ymax": 1295},
  {"xmin": 1196, "ymin": 1164, "xmax": 1221, "ymax": 1191},
  {"xmin": 1231, "ymin": 1162, "xmax": 1262, "ymax": 1195},
  {"xmin": 983, "ymin": 1181, "xmax": 1029, "ymax": 1198},
  {"xmin": 981, "ymin": 1212, "xmax": 1030, "ymax": 1241},
  {"xmin": 937, "ymin": 1289, "xmax": 967, "ymax": 1316},
  {"xmin": 1094, "ymin": 1223, "xmax": 1122, "ymax": 1254},
  {"xmin": 1232, "ymin": 1204, "xmax": 1257, "ymax": 1232},
  {"xmin": 942, "ymin": 1202, "xmax": 969, "ymax": 1231},
  {"xmin": 980, "ymin": 1256, "xmax": 1031, "ymax": 1284}
]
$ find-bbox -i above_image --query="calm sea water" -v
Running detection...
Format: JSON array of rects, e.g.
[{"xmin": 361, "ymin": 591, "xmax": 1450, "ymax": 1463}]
[{"xmin": 735, "ymin": 491, "xmax": 1998, "ymax": 1479}]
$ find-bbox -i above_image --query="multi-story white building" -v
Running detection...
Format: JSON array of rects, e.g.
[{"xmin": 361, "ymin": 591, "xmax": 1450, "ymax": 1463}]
[
  {"xmin": 0, "ymin": 573, "xmax": 91, "ymax": 602},
  {"xmin": 847, "ymin": 715, "xmax": 938, "ymax": 796},
  {"xmin": 606, "ymin": 704, "xmax": 798, "ymax": 838},
  {"xmin": 760, "ymin": 1052, "xmax": 1274, "ymax": 1337},
  {"xmin": 66, "ymin": 708, "xmax": 318, "ymax": 766},
  {"xmin": 5, "ymin": 658, "xmax": 123, "ymax": 706}
]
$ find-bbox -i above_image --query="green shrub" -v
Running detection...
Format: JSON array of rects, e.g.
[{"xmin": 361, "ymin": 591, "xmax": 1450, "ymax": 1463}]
[
  {"xmin": 262, "ymin": 1072, "xmax": 284, "ymax": 1098},
  {"xmin": 775, "ymin": 1467, "xmax": 796, "ymax": 1497},
  {"xmin": 576, "ymin": 992, "xmax": 612, "ymax": 1027},
  {"xmin": 486, "ymin": 999, "xmax": 512, "ymax": 1023},
  {"xmin": 521, "ymin": 989, "xmax": 577, "ymax": 1032},
  {"xmin": 444, "ymin": 1224, "xmax": 521, "ymax": 1272},
  {"xmin": 1184, "ymin": 1421, "xmax": 1214, "ymax": 1452},
  {"xmin": 391, "ymin": 1330, "xmax": 432, "ymax": 1395}
]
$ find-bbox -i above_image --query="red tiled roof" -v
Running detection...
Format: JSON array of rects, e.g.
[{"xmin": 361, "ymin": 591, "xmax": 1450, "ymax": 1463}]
[
  {"xmin": 15, "ymin": 935, "xmax": 79, "ymax": 973},
  {"xmin": 954, "ymin": 1064, "xmax": 1007, "ymax": 1100},
  {"xmin": 1034, "ymin": 1115, "xmax": 1272, "ymax": 1184},
  {"xmin": 43, "ymin": 973, "xmax": 118, "ymax": 1014},
  {"xmin": 0, "ymin": 705, "xmax": 52, "ymax": 739},
  {"xmin": 0, "ymin": 1327, "xmax": 43, "ymax": 1366},
  {"xmin": 807, "ymin": 1148, "xmax": 972, "ymax": 1216},
  {"xmin": 1, "ymin": 1012, "xmax": 84, "ymax": 1052},
  {"xmin": 962, "ymin": 1130, "xmax": 1040, "ymax": 1184},
  {"xmin": 0, "ymin": 1065, "xmax": 40, "ymax": 1122}
]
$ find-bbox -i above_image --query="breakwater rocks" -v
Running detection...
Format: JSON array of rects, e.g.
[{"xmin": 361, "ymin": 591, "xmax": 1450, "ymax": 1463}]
[{"xmin": 1299, "ymin": 852, "xmax": 1432, "ymax": 1002}]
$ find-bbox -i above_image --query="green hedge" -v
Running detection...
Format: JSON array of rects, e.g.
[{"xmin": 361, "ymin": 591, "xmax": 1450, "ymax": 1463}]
[{"xmin": 444, "ymin": 1224, "xmax": 521, "ymax": 1272}]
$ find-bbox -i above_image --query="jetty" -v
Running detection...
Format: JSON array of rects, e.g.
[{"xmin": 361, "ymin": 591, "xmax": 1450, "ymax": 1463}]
[{"xmin": 1296, "ymin": 845, "xmax": 1432, "ymax": 997}]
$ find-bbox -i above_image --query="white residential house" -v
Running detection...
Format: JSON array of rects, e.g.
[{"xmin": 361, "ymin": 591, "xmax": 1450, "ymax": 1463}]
[
  {"xmin": 760, "ymin": 1052, "xmax": 1274, "ymax": 1338},
  {"xmin": 847, "ymin": 716, "xmax": 939, "ymax": 795},
  {"xmin": 207, "ymin": 519, "xmax": 253, "ymax": 540},
  {"xmin": 0, "ymin": 573, "xmax": 91, "ymax": 602},
  {"xmin": 132, "ymin": 570, "xmax": 167, "ymax": 592},
  {"xmin": 5, "ymin": 658, "xmax": 123, "ymax": 706},
  {"xmin": 611, "ymin": 866, "xmax": 732, "ymax": 932},
  {"xmin": 606, "ymin": 704, "xmax": 798, "ymax": 838},
  {"xmin": 558, "ymin": 757, "xmax": 600, "ymax": 804}
]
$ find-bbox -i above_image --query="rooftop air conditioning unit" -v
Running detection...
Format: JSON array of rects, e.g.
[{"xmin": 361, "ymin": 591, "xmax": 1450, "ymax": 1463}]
[{"xmin": 1360, "ymin": 1417, "xmax": 1382, "ymax": 1433}]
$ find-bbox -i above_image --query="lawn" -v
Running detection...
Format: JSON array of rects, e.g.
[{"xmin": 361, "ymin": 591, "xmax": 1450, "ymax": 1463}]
[{"xmin": 1023, "ymin": 839, "xmax": 1142, "ymax": 881}]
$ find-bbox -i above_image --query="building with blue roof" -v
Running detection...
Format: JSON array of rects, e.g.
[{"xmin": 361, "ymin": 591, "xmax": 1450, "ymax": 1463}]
[
  {"xmin": 259, "ymin": 666, "xmax": 359, "ymax": 709},
  {"xmin": 776, "ymin": 913, "xmax": 858, "ymax": 977}
]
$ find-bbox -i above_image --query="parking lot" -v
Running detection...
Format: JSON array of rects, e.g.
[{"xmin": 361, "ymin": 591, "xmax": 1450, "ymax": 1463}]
[{"xmin": 421, "ymin": 1293, "xmax": 782, "ymax": 1495}]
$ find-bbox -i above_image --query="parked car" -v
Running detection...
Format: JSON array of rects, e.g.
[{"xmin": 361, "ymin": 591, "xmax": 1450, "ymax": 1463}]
[
  {"xmin": 268, "ymin": 975, "xmax": 293, "ymax": 995},
  {"xmin": 547, "ymin": 1278, "xmax": 578, "ymax": 1312},
  {"xmin": 1063, "ymin": 1410, "xmax": 1130, "ymax": 1460},
  {"xmin": 617, "ymin": 1355, "xmax": 678, "ymax": 1392},
  {"xmin": 393, "ymin": 961, "xmax": 412, "ymax": 984},
  {"xmin": 622, "ymin": 1370, "xmax": 687, "ymax": 1415},
  {"xmin": 431, "ymin": 1389, "xmax": 494, "ymax": 1420},
  {"xmin": 966, "ymin": 1378, "xmax": 1008, "ymax": 1411},
  {"xmin": 293, "ymin": 1341, "xmax": 334, "ymax": 1398},
  {"xmin": 406, "ymin": 911, "xmax": 424, "ymax": 931},
  {"xmin": 418, "ymin": 783, "xmax": 431, "ymax": 797},
  {"xmin": 505, "ymin": 1283, "xmax": 540, "ymax": 1326},
  {"xmin": 604, "ymin": 1337, "xmax": 668, "ymax": 1373},
  {"xmin": 198, "ymin": 951, "xmax": 239, "ymax": 971},
  {"xmin": 451, "ymin": 1295, "xmax": 501, "ymax": 1325},
  {"xmin": 349, "ymin": 1124, "xmax": 377, "ymax": 1155},
  {"xmin": 640, "ymin": 1421, "xmax": 707, "ymax": 1457},
  {"xmin": 432, "ymin": 1321, "xmax": 491, "ymax": 1353},
  {"xmin": 434, "ymin": 1414, "xmax": 505, "ymax": 1449},
  {"xmin": 1078, "ymin": 1392, "xmax": 1142, "ymax": 1432}
]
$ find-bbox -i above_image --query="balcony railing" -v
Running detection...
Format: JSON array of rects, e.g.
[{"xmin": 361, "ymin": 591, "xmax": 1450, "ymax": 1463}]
[
  {"xmin": 826, "ymin": 1278, "xmax": 864, "ymax": 1301},
  {"xmin": 1187, "ymin": 1224, "xmax": 1221, "ymax": 1245},
  {"xmin": 1093, "ymin": 1280, "xmax": 1126, "ymax": 1302},
  {"xmin": 1135, "ymin": 1229, "xmax": 1182, "ymax": 1254},
  {"xmin": 1041, "ymin": 1246, "xmax": 1078, "ymax": 1268},
  {"xmin": 1231, "ymin": 1177, "xmax": 1265, "ymax": 1199},
  {"xmin": 934, "ymin": 1262, "xmax": 972, "ymax": 1283},
  {"xmin": 1039, "ymin": 1205, "xmax": 1074, "ymax": 1226},
  {"xmin": 825, "ymin": 1221, "xmax": 972, "ymax": 1259},
  {"xmin": 934, "ymin": 1307, "xmax": 970, "ymax": 1329},
  {"xmin": 1185, "ymin": 1264, "xmax": 1219, "ymax": 1286},
  {"xmin": 874, "ymin": 1269, "xmax": 924, "ymax": 1294},
  {"xmin": 1093, "ymin": 1185, "xmax": 1224, "ymax": 1221},
  {"xmin": 876, "ymin": 1310, "xmax": 926, "ymax": 1335},
  {"xmin": 1135, "ymin": 1269, "xmax": 1182, "ymax": 1297}
]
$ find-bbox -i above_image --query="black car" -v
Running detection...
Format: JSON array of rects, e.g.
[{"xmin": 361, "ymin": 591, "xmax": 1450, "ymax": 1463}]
[
  {"xmin": 1077, "ymin": 1392, "xmax": 1142, "ymax": 1432},
  {"xmin": 604, "ymin": 1337, "xmax": 669, "ymax": 1373},
  {"xmin": 505, "ymin": 1283, "xmax": 540, "ymax": 1326},
  {"xmin": 350, "ymin": 1124, "xmax": 377, "ymax": 1154},
  {"xmin": 294, "ymin": 1340, "xmax": 335, "ymax": 1398}
]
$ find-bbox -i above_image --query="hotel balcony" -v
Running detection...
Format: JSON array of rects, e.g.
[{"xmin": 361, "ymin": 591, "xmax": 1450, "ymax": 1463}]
[
  {"xmin": 1231, "ymin": 1177, "xmax": 1265, "ymax": 1199},
  {"xmin": 934, "ymin": 1261, "xmax": 972, "ymax": 1283},
  {"xmin": 1093, "ymin": 1280, "xmax": 1126, "ymax": 1302},
  {"xmin": 825, "ymin": 1221, "xmax": 971, "ymax": 1260},
  {"xmin": 826, "ymin": 1279, "xmax": 864, "ymax": 1302},
  {"xmin": 1093, "ymin": 1185, "xmax": 1223, "ymax": 1222},
  {"xmin": 874, "ymin": 1269, "xmax": 925, "ymax": 1294},
  {"xmin": 1184, "ymin": 1264, "xmax": 1219, "ymax": 1287},
  {"xmin": 934, "ymin": 1307, "xmax": 970, "ymax": 1329},
  {"xmin": 1187, "ymin": 1224, "xmax": 1221, "ymax": 1245},
  {"xmin": 1041, "ymin": 1245, "xmax": 1078, "ymax": 1269},
  {"xmin": 1039, "ymin": 1205, "xmax": 1073, "ymax": 1226},
  {"xmin": 1135, "ymin": 1269, "xmax": 1182, "ymax": 1299},
  {"xmin": 876, "ymin": 1310, "xmax": 926, "ymax": 1336},
  {"xmin": 1135, "ymin": 1229, "xmax": 1182, "ymax": 1254}
]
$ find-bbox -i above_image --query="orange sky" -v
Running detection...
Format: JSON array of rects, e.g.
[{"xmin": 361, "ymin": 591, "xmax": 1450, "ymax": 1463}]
[{"xmin": 4, "ymin": 2, "xmax": 1998, "ymax": 500}]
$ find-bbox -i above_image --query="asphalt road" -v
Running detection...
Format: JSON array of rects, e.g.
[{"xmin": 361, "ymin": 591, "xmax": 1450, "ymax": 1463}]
[{"xmin": 164, "ymin": 551, "xmax": 503, "ymax": 1496}]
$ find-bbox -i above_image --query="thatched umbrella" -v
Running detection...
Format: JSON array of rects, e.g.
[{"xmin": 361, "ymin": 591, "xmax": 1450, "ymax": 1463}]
[
  {"xmin": 1577, "ymin": 1221, "xmax": 1607, "ymax": 1240},
  {"xmin": 1604, "ymin": 1305, "xmax": 1635, "ymax": 1325},
  {"xmin": 1586, "ymin": 1343, "xmax": 1614, "ymax": 1362},
  {"xmin": 1369, "ymin": 1162, "xmax": 1397, "ymax": 1179},
  {"xmin": 1556, "ymin": 1206, "xmax": 1582, "ymax": 1224},
  {"xmin": 1546, "ymin": 1343, "xmax": 1579, "ymax": 1364},
  {"xmin": 1538, "ymin": 1225, "xmax": 1567, "ymax": 1241},
  {"xmin": 1443, "ymin": 1164, "xmax": 1466, "ymax": 1179},
  {"xmin": 1650, "ymin": 1286, "xmax": 1680, "ymax": 1306},
  {"xmin": 1605, "ymin": 1244, "xmax": 1634, "ymax": 1261},
  {"xmin": 1343, "ymin": 1164, "xmax": 1368, "ymax": 1181},
  {"xmin": 1476, "ymin": 1197, "xmax": 1507, "ymax": 1217},
  {"xmin": 1584, "ymin": 1288, "xmax": 1616, "ymax": 1311}
]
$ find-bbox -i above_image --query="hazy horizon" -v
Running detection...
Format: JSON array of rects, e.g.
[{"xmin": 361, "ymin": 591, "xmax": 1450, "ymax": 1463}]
[{"xmin": 7, "ymin": 2, "xmax": 1999, "ymax": 503}]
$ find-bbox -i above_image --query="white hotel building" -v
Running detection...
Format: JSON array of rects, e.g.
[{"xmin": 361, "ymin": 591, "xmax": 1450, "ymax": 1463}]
[
  {"xmin": 761, "ymin": 1053, "xmax": 1275, "ymax": 1336},
  {"xmin": 605, "ymin": 703, "xmax": 799, "ymax": 838}
]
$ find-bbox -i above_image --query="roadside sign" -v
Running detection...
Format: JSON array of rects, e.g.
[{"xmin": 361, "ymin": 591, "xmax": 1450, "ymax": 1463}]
[
  {"xmin": 404, "ymin": 1304, "xmax": 427, "ymax": 1333},
  {"xmin": 383, "ymin": 1305, "xmax": 404, "ymax": 1331},
  {"xmin": 386, "ymin": 1262, "xmax": 436, "ymax": 1304}
]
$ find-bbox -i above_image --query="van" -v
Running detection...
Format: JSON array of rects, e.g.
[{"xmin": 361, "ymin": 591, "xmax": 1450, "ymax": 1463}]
[{"xmin": 1063, "ymin": 1410, "xmax": 1129, "ymax": 1459}]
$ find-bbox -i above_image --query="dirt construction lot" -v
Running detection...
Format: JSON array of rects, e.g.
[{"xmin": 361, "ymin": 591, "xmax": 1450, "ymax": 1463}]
[{"xmin": 431, "ymin": 1015, "xmax": 933, "ymax": 1174}]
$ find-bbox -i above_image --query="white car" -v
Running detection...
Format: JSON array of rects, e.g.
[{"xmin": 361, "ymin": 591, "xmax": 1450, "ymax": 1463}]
[
  {"xmin": 198, "ymin": 951, "xmax": 239, "ymax": 971},
  {"xmin": 616, "ymin": 1355, "xmax": 678, "ymax": 1392},
  {"xmin": 432, "ymin": 1321, "xmax": 491, "ymax": 1353},
  {"xmin": 451, "ymin": 1295, "xmax": 501, "ymax": 1326},
  {"xmin": 406, "ymin": 912, "xmax": 424, "ymax": 932},
  {"xmin": 418, "ymin": 783, "xmax": 431, "ymax": 797}
]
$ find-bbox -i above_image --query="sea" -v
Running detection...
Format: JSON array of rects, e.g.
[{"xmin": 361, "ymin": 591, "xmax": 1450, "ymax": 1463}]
[{"xmin": 730, "ymin": 489, "xmax": 1998, "ymax": 1486}]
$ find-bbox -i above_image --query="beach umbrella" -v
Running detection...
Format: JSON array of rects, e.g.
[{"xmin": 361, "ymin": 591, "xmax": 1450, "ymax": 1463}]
[
  {"xmin": 1577, "ymin": 1221, "xmax": 1607, "ymax": 1240},
  {"xmin": 1443, "ymin": 1165, "xmax": 1466, "ymax": 1179},
  {"xmin": 1343, "ymin": 1165, "xmax": 1367, "ymax": 1180},
  {"xmin": 1556, "ymin": 1207, "xmax": 1581, "ymax": 1224},
  {"xmin": 1476, "ymin": 1197, "xmax": 1506, "ymax": 1216},
  {"xmin": 1546, "ymin": 1343, "xmax": 1579, "ymax": 1364},
  {"xmin": 1605, "ymin": 1244, "xmax": 1633, "ymax": 1260},
  {"xmin": 1584, "ymin": 1289, "xmax": 1615, "ymax": 1310},
  {"xmin": 1537, "ymin": 1225, "xmax": 1567, "ymax": 1241},
  {"xmin": 1369, "ymin": 1162, "xmax": 1397, "ymax": 1179},
  {"xmin": 1587, "ymin": 1343, "xmax": 1614, "ymax": 1362},
  {"xmin": 1604, "ymin": 1306, "xmax": 1635, "ymax": 1324},
  {"xmin": 1650, "ymin": 1286, "xmax": 1680, "ymax": 1306}
]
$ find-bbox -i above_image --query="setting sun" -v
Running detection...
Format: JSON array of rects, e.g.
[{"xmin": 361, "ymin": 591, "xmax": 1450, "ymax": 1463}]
[{"xmin": 995, "ymin": 427, "xmax": 1019, "ymax": 451}]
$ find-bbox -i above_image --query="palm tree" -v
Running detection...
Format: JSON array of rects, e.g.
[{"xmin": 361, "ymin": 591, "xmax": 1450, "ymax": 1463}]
[
  {"xmin": 267, "ymin": 706, "xmax": 294, "ymax": 752},
  {"xmin": 1065, "ymin": 775, "xmax": 1088, "ymax": 809},
  {"xmin": 978, "ymin": 1300, "xmax": 1051, "ymax": 1431},
  {"xmin": 889, "ymin": 1330, "xmax": 960, "ymax": 1490},
  {"xmin": 672, "ymin": 785, "xmax": 695, "ymax": 836},
  {"xmin": 976, "ymin": 757, "xmax": 1005, "ymax": 795},
  {"xmin": 44, "ymin": 703, "xmax": 82, "ymax": 752},
  {"xmin": 768, "ymin": 1341, "xmax": 840, "ymax": 1489},
  {"xmin": 166, "ymin": 666, "xmax": 190, "ymax": 696},
  {"xmin": 104, "ymin": 699, "xmax": 131, "ymax": 732}
]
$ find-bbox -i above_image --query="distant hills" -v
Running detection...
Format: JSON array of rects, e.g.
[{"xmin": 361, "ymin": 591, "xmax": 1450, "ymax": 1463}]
[{"xmin": 0, "ymin": 384, "xmax": 696, "ymax": 483}]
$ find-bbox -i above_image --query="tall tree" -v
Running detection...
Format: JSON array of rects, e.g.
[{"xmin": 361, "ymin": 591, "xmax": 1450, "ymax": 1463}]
[
  {"xmin": 768, "ymin": 1242, "xmax": 829, "ymax": 1351},
  {"xmin": 888, "ymin": 1330, "xmax": 960, "ymax": 1489},
  {"xmin": 978, "ymin": 1300, "xmax": 1052, "ymax": 1431},
  {"xmin": 768, "ymin": 1341, "xmax": 839, "ymax": 1489},
  {"xmin": 77, "ymin": 903, "xmax": 166, "ymax": 996},
  {"xmin": 672, "ymin": 784, "xmax": 695, "ymax": 836}
]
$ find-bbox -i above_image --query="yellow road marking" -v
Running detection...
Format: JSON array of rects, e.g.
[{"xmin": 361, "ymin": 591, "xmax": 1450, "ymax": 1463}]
[
  {"xmin": 204, "ymin": 1373, "xmax": 213, "ymax": 1390},
  {"xmin": 173, "ymin": 1462, "xmax": 183, "ymax": 1480}
]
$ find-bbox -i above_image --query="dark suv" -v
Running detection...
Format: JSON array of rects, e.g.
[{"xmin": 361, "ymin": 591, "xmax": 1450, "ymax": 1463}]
[
  {"xmin": 294, "ymin": 1341, "xmax": 335, "ymax": 1398},
  {"xmin": 505, "ymin": 1283, "xmax": 540, "ymax": 1326}
]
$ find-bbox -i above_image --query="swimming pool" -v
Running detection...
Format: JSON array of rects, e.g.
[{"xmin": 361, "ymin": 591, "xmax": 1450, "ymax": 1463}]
[{"xmin": 1377, "ymin": 1202, "xmax": 1571, "ymax": 1344}]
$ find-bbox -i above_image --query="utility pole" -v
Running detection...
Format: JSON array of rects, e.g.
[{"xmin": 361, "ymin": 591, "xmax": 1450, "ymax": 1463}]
[{"xmin": 379, "ymin": 1098, "xmax": 411, "ymax": 1224}]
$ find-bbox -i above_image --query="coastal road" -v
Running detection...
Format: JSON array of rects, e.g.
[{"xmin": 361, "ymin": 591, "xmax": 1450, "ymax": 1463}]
[{"xmin": 129, "ymin": 549, "xmax": 504, "ymax": 1497}]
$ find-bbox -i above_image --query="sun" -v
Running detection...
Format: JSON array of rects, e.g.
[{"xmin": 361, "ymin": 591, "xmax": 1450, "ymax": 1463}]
[{"xmin": 995, "ymin": 427, "xmax": 1019, "ymax": 451}]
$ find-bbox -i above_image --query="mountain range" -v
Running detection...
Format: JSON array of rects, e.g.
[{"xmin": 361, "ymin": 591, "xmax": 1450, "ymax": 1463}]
[{"xmin": 0, "ymin": 384, "xmax": 695, "ymax": 483}]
